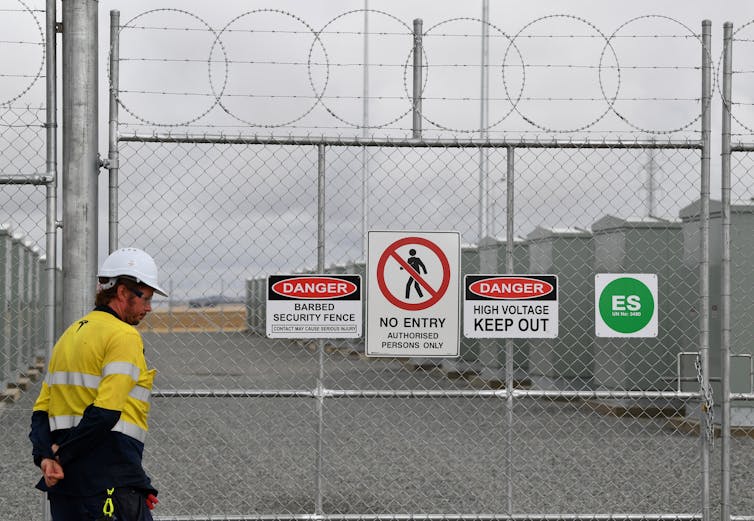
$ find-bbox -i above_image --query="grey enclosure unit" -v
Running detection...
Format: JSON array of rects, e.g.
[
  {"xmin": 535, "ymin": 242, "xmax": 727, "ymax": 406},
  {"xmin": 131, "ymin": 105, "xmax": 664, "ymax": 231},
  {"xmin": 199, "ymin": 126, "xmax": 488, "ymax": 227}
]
[
  {"xmin": 476, "ymin": 235, "xmax": 530, "ymax": 385},
  {"xmin": 325, "ymin": 263, "xmax": 347, "ymax": 274},
  {"xmin": 591, "ymin": 216, "xmax": 694, "ymax": 392},
  {"xmin": 245, "ymin": 277, "xmax": 266, "ymax": 333},
  {"xmin": 344, "ymin": 260, "xmax": 366, "ymax": 353},
  {"xmin": 442, "ymin": 243, "xmax": 480, "ymax": 377},
  {"xmin": 681, "ymin": 199, "xmax": 754, "ymax": 426},
  {"xmin": 526, "ymin": 226, "xmax": 594, "ymax": 390}
]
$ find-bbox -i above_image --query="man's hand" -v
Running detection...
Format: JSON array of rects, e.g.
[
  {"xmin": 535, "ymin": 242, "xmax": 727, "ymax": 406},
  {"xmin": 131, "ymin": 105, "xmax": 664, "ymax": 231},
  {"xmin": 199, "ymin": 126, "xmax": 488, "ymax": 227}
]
[
  {"xmin": 40, "ymin": 458, "xmax": 64, "ymax": 487},
  {"xmin": 145, "ymin": 493, "xmax": 159, "ymax": 510}
]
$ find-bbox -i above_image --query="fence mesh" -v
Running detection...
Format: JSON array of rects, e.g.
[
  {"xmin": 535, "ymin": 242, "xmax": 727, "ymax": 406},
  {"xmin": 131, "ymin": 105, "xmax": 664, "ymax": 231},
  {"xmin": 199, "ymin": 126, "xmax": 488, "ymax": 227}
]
[
  {"xmin": 0, "ymin": 2, "xmax": 48, "ymax": 519},
  {"xmin": 728, "ymin": 20, "xmax": 754, "ymax": 519},
  {"xmin": 0, "ymin": 0, "xmax": 47, "ymax": 248},
  {"xmin": 0, "ymin": 1, "xmax": 47, "ymax": 378},
  {"xmin": 728, "ymin": 152, "xmax": 754, "ymax": 518},
  {"xmin": 109, "ymin": 139, "xmax": 720, "ymax": 517},
  {"xmin": 109, "ymin": 6, "xmax": 746, "ymax": 519},
  {"xmin": 4, "ymin": 4, "xmax": 754, "ymax": 521}
]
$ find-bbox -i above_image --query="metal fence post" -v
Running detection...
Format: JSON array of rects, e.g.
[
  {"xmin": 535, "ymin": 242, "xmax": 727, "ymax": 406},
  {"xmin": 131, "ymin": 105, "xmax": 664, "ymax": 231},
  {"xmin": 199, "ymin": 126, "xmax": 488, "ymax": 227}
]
[
  {"xmin": 62, "ymin": 0, "xmax": 99, "ymax": 326},
  {"xmin": 412, "ymin": 18, "xmax": 423, "ymax": 139},
  {"xmin": 46, "ymin": 0, "xmax": 59, "ymax": 366},
  {"xmin": 505, "ymin": 144, "xmax": 514, "ymax": 514},
  {"xmin": 315, "ymin": 143, "xmax": 326, "ymax": 516},
  {"xmin": 479, "ymin": 1, "xmax": 490, "ymax": 241},
  {"xmin": 361, "ymin": 5, "xmax": 370, "ymax": 262},
  {"xmin": 0, "ymin": 225, "xmax": 9, "ymax": 388},
  {"xmin": 699, "ymin": 20, "xmax": 713, "ymax": 521},
  {"xmin": 720, "ymin": 21, "xmax": 733, "ymax": 521},
  {"xmin": 108, "ymin": 10, "xmax": 120, "ymax": 253}
]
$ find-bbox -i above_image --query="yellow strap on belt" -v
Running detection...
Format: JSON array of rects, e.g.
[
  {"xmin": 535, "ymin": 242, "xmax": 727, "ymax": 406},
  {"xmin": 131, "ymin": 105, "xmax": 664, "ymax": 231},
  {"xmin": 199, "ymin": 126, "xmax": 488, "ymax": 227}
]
[{"xmin": 102, "ymin": 488, "xmax": 115, "ymax": 518}]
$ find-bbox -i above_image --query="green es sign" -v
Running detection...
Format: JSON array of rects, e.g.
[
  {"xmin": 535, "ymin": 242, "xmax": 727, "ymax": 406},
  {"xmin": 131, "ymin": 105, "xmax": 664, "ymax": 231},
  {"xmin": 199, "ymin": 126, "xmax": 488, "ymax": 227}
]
[{"xmin": 595, "ymin": 274, "xmax": 657, "ymax": 337}]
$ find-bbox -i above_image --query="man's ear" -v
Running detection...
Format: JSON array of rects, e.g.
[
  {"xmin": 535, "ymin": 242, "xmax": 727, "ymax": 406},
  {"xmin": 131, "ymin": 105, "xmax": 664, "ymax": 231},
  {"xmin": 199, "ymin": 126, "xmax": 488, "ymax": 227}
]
[{"xmin": 115, "ymin": 283, "xmax": 129, "ymax": 301}]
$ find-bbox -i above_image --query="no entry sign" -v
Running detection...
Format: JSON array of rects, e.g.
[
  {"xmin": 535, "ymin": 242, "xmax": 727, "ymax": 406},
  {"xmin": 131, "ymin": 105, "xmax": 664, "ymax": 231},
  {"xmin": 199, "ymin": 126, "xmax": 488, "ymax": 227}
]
[{"xmin": 367, "ymin": 231, "xmax": 460, "ymax": 358}]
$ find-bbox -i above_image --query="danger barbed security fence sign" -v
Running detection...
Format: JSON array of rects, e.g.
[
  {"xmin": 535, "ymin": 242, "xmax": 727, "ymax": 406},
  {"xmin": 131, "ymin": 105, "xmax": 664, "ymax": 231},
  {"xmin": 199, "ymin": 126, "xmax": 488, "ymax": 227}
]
[
  {"xmin": 267, "ymin": 274, "xmax": 362, "ymax": 338},
  {"xmin": 366, "ymin": 231, "xmax": 460, "ymax": 358}
]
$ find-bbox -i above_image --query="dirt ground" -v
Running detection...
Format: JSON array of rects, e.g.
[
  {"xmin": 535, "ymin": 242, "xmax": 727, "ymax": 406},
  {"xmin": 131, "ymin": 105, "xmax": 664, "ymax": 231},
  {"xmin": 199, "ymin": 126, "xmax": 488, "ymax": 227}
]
[{"xmin": 138, "ymin": 305, "xmax": 246, "ymax": 332}]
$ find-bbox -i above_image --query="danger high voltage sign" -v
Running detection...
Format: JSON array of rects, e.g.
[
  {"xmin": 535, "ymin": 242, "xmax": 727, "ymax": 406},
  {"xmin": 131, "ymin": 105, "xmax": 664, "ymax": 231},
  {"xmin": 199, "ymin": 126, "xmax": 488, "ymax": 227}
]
[{"xmin": 463, "ymin": 274, "xmax": 558, "ymax": 338}]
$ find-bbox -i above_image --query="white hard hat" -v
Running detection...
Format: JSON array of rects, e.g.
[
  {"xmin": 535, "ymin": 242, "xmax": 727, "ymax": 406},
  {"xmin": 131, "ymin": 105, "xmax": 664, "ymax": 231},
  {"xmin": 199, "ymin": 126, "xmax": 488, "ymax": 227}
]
[{"xmin": 98, "ymin": 247, "xmax": 168, "ymax": 297}]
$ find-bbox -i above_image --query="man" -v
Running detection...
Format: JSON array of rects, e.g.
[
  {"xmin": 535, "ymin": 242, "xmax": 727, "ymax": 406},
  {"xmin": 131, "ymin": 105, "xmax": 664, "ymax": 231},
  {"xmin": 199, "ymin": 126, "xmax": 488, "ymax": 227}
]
[
  {"xmin": 29, "ymin": 247, "xmax": 166, "ymax": 520},
  {"xmin": 402, "ymin": 248, "xmax": 427, "ymax": 299}
]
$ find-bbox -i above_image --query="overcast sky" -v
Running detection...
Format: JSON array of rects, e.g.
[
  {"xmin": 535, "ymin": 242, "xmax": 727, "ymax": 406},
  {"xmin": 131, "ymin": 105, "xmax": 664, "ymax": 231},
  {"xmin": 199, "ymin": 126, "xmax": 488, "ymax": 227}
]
[{"xmin": 3, "ymin": 0, "xmax": 754, "ymax": 302}]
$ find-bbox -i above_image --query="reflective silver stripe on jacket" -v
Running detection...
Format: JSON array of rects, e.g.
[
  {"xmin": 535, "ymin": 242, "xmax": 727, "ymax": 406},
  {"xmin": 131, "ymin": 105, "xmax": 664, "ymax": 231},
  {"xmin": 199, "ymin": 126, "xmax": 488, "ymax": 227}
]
[
  {"xmin": 48, "ymin": 415, "xmax": 147, "ymax": 443},
  {"xmin": 112, "ymin": 420, "xmax": 148, "ymax": 443},
  {"xmin": 102, "ymin": 361, "xmax": 141, "ymax": 381},
  {"xmin": 45, "ymin": 363, "xmax": 142, "ymax": 390},
  {"xmin": 45, "ymin": 371, "xmax": 100, "ymax": 389},
  {"xmin": 129, "ymin": 385, "xmax": 151, "ymax": 404},
  {"xmin": 44, "ymin": 372, "xmax": 149, "ymax": 404},
  {"xmin": 48, "ymin": 415, "xmax": 82, "ymax": 431}
]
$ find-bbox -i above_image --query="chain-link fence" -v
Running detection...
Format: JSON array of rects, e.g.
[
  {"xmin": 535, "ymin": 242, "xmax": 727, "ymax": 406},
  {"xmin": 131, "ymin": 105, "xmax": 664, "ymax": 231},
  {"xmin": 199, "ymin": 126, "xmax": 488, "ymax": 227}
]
[
  {"xmin": 0, "ymin": 0, "xmax": 49, "ymax": 395},
  {"xmin": 3, "ymin": 4, "xmax": 754, "ymax": 521},
  {"xmin": 101, "ymin": 10, "xmax": 736, "ymax": 519},
  {"xmin": 112, "ymin": 137, "xmax": 723, "ymax": 519},
  {"xmin": 0, "ymin": 226, "xmax": 45, "ymax": 390},
  {"xmin": 0, "ymin": 0, "xmax": 47, "ymax": 248},
  {"xmin": 722, "ymin": 19, "xmax": 754, "ymax": 521}
]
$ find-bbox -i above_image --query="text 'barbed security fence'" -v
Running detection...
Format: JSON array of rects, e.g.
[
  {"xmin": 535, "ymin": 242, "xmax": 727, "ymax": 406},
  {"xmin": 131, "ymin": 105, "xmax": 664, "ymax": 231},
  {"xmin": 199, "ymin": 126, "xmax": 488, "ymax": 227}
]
[{"xmin": 0, "ymin": 3, "xmax": 753, "ymax": 521}]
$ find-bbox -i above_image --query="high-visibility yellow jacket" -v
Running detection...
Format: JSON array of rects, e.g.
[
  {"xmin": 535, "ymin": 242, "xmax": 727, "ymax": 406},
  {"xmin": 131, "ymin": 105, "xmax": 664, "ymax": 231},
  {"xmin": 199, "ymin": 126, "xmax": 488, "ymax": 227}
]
[{"xmin": 30, "ymin": 306, "xmax": 157, "ymax": 496}]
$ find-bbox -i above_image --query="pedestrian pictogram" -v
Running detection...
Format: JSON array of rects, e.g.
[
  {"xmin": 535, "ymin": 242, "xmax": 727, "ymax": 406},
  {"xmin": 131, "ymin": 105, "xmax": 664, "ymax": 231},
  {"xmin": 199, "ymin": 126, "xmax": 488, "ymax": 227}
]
[
  {"xmin": 376, "ymin": 235, "xmax": 452, "ymax": 311},
  {"xmin": 367, "ymin": 231, "xmax": 460, "ymax": 358},
  {"xmin": 403, "ymin": 249, "xmax": 426, "ymax": 299}
]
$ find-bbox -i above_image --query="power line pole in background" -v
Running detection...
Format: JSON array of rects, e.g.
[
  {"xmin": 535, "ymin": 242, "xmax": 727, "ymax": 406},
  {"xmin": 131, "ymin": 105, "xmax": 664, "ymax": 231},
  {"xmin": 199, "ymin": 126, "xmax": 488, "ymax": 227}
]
[
  {"xmin": 479, "ymin": 0, "xmax": 490, "ymax": 240},
  {"xmin": 361, "ymin": 2, "xmax": 370, "ymax": 261}
]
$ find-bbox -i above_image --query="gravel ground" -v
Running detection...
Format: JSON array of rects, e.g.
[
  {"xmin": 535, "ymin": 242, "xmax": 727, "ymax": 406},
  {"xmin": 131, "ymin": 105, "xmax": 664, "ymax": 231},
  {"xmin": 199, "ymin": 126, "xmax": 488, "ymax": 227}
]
[{"xmin": 1, "ymin": 331, "xmax": 752, "ymax": 520}]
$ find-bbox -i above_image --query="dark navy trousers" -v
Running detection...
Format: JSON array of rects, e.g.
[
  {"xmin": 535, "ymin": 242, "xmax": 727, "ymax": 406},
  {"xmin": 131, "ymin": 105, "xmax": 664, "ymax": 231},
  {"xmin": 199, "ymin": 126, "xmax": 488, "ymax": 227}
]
[{"xmin": 48, "ymin": 488, "xmax": 154, "ymax": 521}]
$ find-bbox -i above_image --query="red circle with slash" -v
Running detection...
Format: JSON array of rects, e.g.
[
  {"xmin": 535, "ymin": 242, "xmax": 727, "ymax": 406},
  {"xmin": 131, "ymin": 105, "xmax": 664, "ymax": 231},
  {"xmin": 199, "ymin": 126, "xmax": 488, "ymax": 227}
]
[{"xmin": 376, "ymin": 236, "xmax": 450, "ymax": 311}]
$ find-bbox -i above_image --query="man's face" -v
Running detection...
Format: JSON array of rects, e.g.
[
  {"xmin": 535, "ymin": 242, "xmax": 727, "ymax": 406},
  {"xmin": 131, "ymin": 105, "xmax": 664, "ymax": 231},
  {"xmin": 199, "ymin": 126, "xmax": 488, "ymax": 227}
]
[{"xmin": 123, "ymin": 286, "xmax": 154, "ymax": 325}]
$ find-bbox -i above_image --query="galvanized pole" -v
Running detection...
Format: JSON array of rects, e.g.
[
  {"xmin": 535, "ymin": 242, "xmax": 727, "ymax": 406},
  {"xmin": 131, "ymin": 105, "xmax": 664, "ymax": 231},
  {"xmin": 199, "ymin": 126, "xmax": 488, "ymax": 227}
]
[
  {"xmin": 44, "ymin": 0, "xmax": 58, "ymax": 361},
  {"xmin": 699, "ymin": 20, "xmax": 712, "ymax": 521},
  {"xmin": 479, "ymin": 1, "xmax": 490, "ymax": 240},
  {"xmin": 361, "ymin": 3, "xmax": 369, "ymax": 261},
  {"xmin": 412, "ymin": 19, "xmax": 423, "ymax": 139},
  {"xmin": 505, "ymin": 145, "xmax": 514, "ymax": 514},
  {"xmin": 62, "ymin": 0, "xmax": 99, "ymax": 325},
  {"xmin": 108, "ymin": 10, "xmax": 120, "ymax": 253},
  {"xmin": 720, "ymin": 21, "xmax": 733, "ymax": 521},
  {"xmin": 0, "ymin": 226, "xmax": 8, "ymax": 388},
  {"xmin": 645, "ymin": 138, "xmax": 657, "ymax": 217},
  {"xmin": 315, "ymin": 144, "xmax": 326, "ymax": 516}
]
